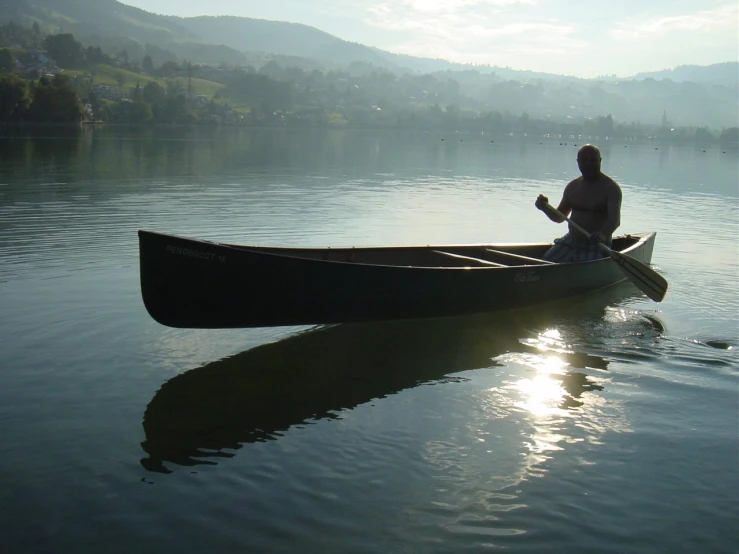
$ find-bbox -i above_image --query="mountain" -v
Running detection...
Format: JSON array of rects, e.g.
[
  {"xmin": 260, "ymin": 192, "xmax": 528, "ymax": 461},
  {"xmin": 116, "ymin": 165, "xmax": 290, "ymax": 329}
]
[
  {"xmin": 2, "ymin": 0, "xmax": 576, "ymax": 79},
  {"xmin": 171, "ymin": 15, "xmax": 570, "ymax": 80},
  {"xmin": 4, "ymin": 0, "xmax": 734, "ymax": 86},
  {"xmin": 1, "ymin": 0, "xmax": 251, "ymax": 66},
  {"xmin": 171, "ymin": 16, "xmax": 390, "ymax": 68},
  {"xmin": 630, "ymin": 62, "xmax": 738, "ymax": 87}
]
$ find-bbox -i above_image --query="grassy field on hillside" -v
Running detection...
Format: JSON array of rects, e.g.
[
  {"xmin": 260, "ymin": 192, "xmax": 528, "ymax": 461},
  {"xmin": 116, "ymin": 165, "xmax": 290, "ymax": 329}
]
[
  {"xmin": 169, "ymin": 76, "xmax": 225, "ymax": 98},
  {"xmin": 65, "ymin": 64, "xmax": 226, "ymax": 98},
  {"xmin": 65, "ymin": 64, "xmax": 158, "ymax": 87}
]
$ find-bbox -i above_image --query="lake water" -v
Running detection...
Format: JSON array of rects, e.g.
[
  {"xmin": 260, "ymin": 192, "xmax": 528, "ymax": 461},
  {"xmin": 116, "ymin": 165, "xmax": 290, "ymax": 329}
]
[{"xmin": 0, "ymin": 127, "xmax": 737, "ymax": 553}]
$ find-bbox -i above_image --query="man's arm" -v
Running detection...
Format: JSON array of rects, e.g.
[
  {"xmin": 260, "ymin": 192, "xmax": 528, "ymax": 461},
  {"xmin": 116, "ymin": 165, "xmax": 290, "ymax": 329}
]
[
  {"xmin": 599, "ymin": 183, "xmax": 622, "ymax": 237},
  {"xmin": 553, "ymin": 185, "xmax": 573, "ymax": 221},
  {"xmin": 535, "ymin": 182, "xmax": 573, "ymax": 223}
]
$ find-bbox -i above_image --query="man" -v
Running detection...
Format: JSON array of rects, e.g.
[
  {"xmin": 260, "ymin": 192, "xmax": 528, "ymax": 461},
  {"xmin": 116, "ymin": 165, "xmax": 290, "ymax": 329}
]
[{"xmin": 535, "ymin": 144, "xmax": 622, "ymax": 262}]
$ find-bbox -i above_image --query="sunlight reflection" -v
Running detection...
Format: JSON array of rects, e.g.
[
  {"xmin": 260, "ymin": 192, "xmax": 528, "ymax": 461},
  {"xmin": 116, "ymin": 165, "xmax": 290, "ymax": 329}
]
[
  {"xmin": 418, "ymin": 317, "xmax": 637, "ymax": 532},
  {"xmin": 514, "ymin": 371, "xmax": 568, "ymax": 418},
  {"xmin": 488, "ymin": 325, "xmax": 619, "ymax": 474},
  {"xmin": 520, "ymin": 327, "xmax": 572, "ymax": 356},
  {"xmin": 508, "ymin": 328, "xmax": 572, "ymax": 419}
]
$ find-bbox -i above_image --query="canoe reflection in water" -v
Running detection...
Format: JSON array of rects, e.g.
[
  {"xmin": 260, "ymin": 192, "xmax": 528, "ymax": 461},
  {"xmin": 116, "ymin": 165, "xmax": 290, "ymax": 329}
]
[{"xmin": 141, "ymin": 283, "xmax": 662, "ymax": 473}]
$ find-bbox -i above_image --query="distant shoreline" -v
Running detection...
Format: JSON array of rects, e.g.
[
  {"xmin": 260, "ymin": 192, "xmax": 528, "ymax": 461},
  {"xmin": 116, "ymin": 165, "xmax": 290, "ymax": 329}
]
[{"xmin": 0, "ymin": 123, "xmax": 737, "ymax": 151}]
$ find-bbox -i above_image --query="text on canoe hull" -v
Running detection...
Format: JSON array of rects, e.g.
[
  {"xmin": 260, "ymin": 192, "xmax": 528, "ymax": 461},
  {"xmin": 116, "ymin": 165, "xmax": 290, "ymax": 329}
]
[{"xmin": 165, "ymin": 245, "xmax": 226, "ymax": 263}]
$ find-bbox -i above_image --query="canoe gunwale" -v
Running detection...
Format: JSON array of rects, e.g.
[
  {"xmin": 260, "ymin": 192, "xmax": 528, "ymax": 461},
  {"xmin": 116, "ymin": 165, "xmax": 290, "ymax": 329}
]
[{"xmin": 140, "ymin": 230, "xmax": 653, "ymax": 271}]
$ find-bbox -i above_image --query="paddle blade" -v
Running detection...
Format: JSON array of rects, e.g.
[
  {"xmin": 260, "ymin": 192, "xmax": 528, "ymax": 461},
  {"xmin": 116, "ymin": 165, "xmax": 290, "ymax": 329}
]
[{"xmin": 605, "ymin": 248, "xmax": 668, "ymax": 302}]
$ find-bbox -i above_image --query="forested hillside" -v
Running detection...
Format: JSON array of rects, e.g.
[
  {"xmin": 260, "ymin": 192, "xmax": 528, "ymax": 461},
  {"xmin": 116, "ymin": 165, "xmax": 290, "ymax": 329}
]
[{"xmin": 0, "ymin": 1, "xmax": 736, "ymax": 136}]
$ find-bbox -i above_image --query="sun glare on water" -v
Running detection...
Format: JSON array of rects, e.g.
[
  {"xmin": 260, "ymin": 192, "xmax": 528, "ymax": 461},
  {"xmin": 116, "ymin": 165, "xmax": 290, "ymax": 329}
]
[{"xmin": 509, "ymin": 329, "xmax": 572, "ymax": 418}]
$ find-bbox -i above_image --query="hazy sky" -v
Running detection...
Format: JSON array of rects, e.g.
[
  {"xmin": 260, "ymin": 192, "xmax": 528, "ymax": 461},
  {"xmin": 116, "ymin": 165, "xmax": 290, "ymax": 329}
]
[{"xmin": 120, "ymin": 0, "xmax": 738, "ymax": 78}]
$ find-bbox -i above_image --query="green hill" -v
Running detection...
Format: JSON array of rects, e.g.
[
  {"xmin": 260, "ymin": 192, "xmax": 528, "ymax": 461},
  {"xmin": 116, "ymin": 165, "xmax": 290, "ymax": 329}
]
[
  {"xmin": 1, "ymin": 0, "xmax": 250, "ymax": 67},
  {"xmin": 172, "ymin": 16, "xmax": 399, "ymax": 70}
]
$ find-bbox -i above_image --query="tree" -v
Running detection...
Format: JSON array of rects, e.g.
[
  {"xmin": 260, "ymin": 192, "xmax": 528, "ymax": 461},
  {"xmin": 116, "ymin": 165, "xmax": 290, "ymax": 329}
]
[
  {"xmin": 518, "ymin": 111, "xmax": 530, "ymax": 132},
  {"xmin": 142, "ymin": 54, "xmax": 154, "ymax": 72},
  {"xmin": 719, "ymin": 127, "xmax": 739, "ymax": 148},
  {"xmin": 29, "ymin": 74, "xmax": 83, "ymax": 122},
  {"xmin": 152, "ymin": 83, "xmax": 189, "ymax": 123},
  {"xmin": 444, "ymin": 103, "xmax": 460, "ymax": 129},
  {"xmin": 88, "ymin": 91, "xmax": 101, "ymax": 121},
  {"xmin": 260, "ymin": 60, "xmax": 283, "ymax": 79},
  {"xmin": 0, "ymin": 75, "xmax": 29, "ymax": 121},
  {"xmin": 260, "ymin": 97, "xmax": 272, "ymax": 116},
  {"xmin": 0, "ymin": 48, "xmax": 13, "ymax": 73},
  {"xmin": 597, "ymin": 114, "xmax": 615, "ymax": 137},
  {"xmin": 85, "ymin": 45, "xmax": 106, "ymax": 65},
  {"xmin": 228, "ymin": 72, "xmax": 291, "ymax": 112},
  {"xmin": 142, "ymin": 81, "xmax": 165, "ymax": 104},
  {"xmin": 129, "ymin": 100, "xmax": 152, "ymax": 124},
  {"xmin": 157, "ymin": 60, "xmax": 181, "ymax": 77},
  {"xmin": 694, "ymin": 127, "xmax": 714, "ymax": 146},
  {"xmin": 43, "ymin": 33, "xmax": 83, "ymax": 68},
  {"xmin": 31, "ymin": 22, "xmax": 43, "ymax": 48},
  {"xmin": 445, "ymin": 78, "xmax": 460, "ymax": 101}
]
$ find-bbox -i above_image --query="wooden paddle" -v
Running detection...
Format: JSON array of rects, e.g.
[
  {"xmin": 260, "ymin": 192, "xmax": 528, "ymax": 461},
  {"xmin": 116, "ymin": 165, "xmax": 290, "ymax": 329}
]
[{"xmin": 544, "ymin": 203, "xmax": 668, "ymax": 302}]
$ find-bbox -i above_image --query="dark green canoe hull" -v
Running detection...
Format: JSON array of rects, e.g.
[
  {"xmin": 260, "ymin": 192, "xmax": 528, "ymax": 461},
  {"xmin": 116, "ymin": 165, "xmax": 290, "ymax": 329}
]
[{"xmin": 138, "ymin": 230, "xmax": 656, "ymax": 328}]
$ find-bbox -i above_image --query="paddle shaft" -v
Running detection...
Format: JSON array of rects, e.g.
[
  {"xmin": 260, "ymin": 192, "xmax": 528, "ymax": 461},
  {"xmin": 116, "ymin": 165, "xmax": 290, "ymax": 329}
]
[{"xmin": 549, "ymin": 207, "xmax": 610, "ymax": 254}]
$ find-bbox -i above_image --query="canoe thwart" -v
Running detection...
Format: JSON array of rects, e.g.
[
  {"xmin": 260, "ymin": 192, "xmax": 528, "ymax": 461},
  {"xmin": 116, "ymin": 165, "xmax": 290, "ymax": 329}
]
[
  {"xmin": 431, "ymin": 250, "xmax": 508, "ymax": 267},
  {"xmin": 484, "ymin": 248, "xmax": 555, "ymax": 265}
]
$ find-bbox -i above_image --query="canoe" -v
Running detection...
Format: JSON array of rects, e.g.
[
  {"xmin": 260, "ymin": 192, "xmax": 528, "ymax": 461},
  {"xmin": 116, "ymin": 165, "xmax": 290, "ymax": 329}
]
[{"xmin": 138, "ymin": 229, "xmax": 657, "ymax": 329}]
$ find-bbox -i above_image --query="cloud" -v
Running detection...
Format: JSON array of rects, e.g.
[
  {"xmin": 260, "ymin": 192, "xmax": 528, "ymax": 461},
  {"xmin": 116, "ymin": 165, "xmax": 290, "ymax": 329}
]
[
  {"xmin": 471, "ymin": 21, "xmax": 575, "ymax": 39},
  {"xmin": 611, "ymin": 3, "xmax": 738, "ymax": 40},
  {"xmin": 387, "ymin": 19, "xmax": 583, "ymax": 70},
  {"xmin": 395, "ymin": 0, "xmax": 537, "ymax": 13},
  {"xmin": 324, "ymin": 0, "xmax": 572, "ymax": 54},
  {"xmin": 297, "ymin": 0, "xmax": 735, "ymax": 76},
  {"xmin": 319, "ymin": 0, "xmax": 538, "ymax": 25}
]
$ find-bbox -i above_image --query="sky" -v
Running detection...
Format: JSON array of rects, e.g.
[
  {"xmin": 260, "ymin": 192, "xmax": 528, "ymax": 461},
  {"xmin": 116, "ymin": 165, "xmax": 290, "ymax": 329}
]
[{"xmin": 119, "ymin": 0, "xmax": 738, "ymax": 78}]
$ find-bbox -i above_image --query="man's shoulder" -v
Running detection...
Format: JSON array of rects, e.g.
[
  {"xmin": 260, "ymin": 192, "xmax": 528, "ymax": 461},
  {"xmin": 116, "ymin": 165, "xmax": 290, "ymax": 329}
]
[
  {"xmin": 600, "ymin": 174, "xmax": 622, "ymax": 203},
  {"xmin": 600, "ymin": 173, "xmax": 621, "ymax": 189}
]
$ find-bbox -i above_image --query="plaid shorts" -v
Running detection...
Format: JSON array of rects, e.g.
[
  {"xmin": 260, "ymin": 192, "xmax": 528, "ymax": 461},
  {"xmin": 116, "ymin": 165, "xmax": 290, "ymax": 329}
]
[{"xmin": 542, "ymin": 232, "xmax": 611, "ymax": 263}]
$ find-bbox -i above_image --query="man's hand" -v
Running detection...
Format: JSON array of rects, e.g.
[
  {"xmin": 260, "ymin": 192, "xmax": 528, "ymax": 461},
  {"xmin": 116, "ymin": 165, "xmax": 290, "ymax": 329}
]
[
  {"xmin": 535, "ymin": 194, "xmax": 549, "ymax": 211},
  {"xmin": 589, "ymin": 231, "xmax": 606, "ymax": 244}
]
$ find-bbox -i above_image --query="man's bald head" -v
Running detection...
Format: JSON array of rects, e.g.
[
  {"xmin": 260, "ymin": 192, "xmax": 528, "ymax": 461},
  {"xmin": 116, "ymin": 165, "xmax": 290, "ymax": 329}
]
[
  {"xmin": 577, "ymin": 144, "xmax": 602, "ymax": 180},
  {"xmin": 577, "ymin": 144, "xmax": 601, "ymax": 160}
]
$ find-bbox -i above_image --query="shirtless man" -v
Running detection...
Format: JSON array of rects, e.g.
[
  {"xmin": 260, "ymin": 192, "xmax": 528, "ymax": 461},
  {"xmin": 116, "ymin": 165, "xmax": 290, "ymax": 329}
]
[{"xmin": 535, "ymin": 144, "xmax": 622, "ymax": 262}]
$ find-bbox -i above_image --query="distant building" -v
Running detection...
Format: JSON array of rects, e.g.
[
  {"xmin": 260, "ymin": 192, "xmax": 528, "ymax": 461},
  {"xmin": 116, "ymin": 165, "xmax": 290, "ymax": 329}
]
[
  {"xmin": 18, "ymin": 49, "xmax": 60, "ymax": 77},
  {"xmin": 191, "ymin": 95, "xmax": 210, "ymax": 108}
]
